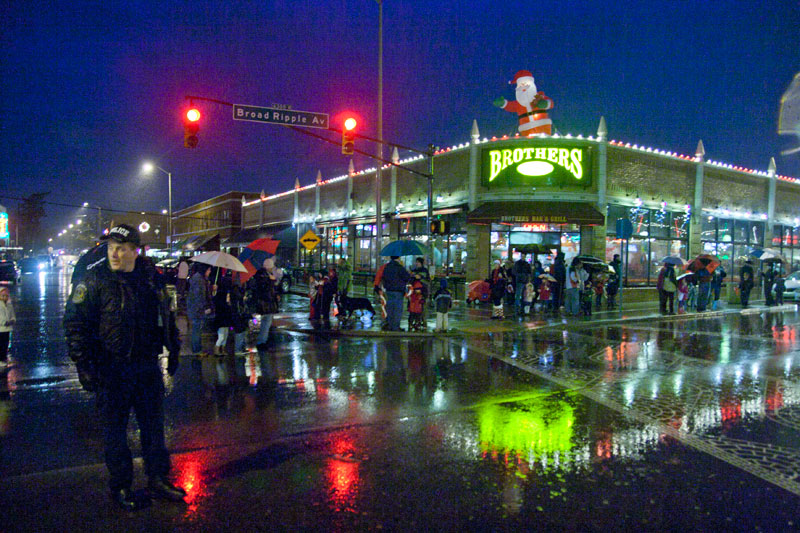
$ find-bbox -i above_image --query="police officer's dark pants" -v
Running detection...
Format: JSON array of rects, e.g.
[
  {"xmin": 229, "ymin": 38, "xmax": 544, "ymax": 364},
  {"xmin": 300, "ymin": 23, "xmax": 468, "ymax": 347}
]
[{"xmin": 99, "ymin": 360, "xmax": 169, "ymax": 490}]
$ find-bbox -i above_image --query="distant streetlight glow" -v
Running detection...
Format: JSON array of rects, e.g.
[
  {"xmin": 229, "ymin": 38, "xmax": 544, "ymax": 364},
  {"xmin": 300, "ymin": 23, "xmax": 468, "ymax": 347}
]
[
  {"xmin": 142, "ymin": 161, "xmax": 173, "ymax": 251},
  {"xmin": 76, "ymin": 219, "xmax": 82, "ymax": 225}
]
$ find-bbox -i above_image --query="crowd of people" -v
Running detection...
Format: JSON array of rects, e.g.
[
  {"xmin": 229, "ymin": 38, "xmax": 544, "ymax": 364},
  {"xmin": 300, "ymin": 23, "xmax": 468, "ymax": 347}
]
[{"xmin": 485, "ymin": 252, "xmax": 622, "ymax": 319}]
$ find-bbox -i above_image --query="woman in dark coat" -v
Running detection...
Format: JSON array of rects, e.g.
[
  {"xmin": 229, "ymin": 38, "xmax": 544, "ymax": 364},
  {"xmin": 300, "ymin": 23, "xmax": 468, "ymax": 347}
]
[
  {"xmin": 739, "ymin": 260, "xmax": 754, "ymax": 308},
  {"xmin": 212, "ymin": 274, "xmax": 234, "ymax": 356},
  {"xmin": 489, "ymin": 260, "xmax": 508, "ymax": 319}
]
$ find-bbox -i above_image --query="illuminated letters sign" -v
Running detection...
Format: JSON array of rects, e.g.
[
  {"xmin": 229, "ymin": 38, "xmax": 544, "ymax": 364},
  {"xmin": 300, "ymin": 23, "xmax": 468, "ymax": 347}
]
[
  {"xmin": 481, "ymin": 142, "xmax": 593, "ymax": 188},
  {"xmin": 0, "ymin": 212, "xmax": 8, "ymax": 239}
]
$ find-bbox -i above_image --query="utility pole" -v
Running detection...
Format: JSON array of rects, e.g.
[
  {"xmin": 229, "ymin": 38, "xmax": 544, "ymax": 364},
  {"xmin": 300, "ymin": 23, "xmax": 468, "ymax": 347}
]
[
  {"xmin": 375, "ymin": 0, "xmax": 384, "ymax": 272},
  {"xmin": 427, "ymin": 144, "xmax": 436, "ymax": 274}
]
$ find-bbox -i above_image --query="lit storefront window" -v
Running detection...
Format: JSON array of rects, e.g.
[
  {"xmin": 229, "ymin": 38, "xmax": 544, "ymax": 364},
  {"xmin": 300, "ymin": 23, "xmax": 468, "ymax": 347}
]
[
  {"xmin": 606, "ymin": 204, "xmax": 689, "ymax": 286},
  {"xmin": 772, "ymin": 224, "xmax": 800, "ymax": 272},
  {"xmin": 701, "ymin": 217, "xmax": 765, "ymax": 282}
]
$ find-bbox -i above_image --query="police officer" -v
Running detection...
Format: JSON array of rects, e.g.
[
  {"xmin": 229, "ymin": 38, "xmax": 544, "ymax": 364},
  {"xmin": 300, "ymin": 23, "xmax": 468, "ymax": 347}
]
[{"xmin": 64, "ymin": 224, "xmax": 185, "ymax": 510}]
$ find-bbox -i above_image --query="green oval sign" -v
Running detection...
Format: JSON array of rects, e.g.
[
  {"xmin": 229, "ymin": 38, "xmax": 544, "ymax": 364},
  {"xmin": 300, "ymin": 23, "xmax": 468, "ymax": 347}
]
[{"xmin": 517, "ymin": 161, "xmax": 555, "ymax": 177}]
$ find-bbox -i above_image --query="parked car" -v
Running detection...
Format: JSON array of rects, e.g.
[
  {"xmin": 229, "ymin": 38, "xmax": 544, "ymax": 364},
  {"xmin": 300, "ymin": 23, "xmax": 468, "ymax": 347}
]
[
  {"xmin": 18, "ymin": 257, "xmax": 48, "ymax": 274},
  {"xmin": 0, "ymin": 261, "xmax": 21, "ymax": 284},
  {"xmin": 783, "ymin": 271, "xmax": 800, "ymax": 302}
]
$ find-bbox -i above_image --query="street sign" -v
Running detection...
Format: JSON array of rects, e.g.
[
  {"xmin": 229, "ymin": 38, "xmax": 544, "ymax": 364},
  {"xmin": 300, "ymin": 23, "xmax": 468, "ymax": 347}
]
[
  {"xmin": 232, "ymin": 104, "xmax": 329, "ymax": 129},
  {"xmin": 615, "ymin": 218, "xmax": 633, "ymax": 240},
  {"xmin": 299, "ymin": 229, "xmax": 321, "ymax": 251}
]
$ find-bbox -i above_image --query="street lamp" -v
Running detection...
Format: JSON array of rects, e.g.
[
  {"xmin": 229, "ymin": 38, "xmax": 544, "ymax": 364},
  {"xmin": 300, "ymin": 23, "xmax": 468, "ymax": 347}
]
[{"xmin": 142, "ymin": 162, "xmax": 172, "ymax": 253}]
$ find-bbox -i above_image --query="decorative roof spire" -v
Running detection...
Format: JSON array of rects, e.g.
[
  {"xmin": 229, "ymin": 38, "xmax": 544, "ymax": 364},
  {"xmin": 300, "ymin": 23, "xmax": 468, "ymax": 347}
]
[
  {"xmin": 597, "ymin": 116, "xmax": 607, "ymax": 141},
  {"xmin": 695, "ymin": 140, "xmax": 705, "ymax": 161}
]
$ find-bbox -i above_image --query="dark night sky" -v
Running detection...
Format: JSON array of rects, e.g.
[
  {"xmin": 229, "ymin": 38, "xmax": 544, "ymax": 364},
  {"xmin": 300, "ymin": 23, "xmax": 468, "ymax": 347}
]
[{"xmin": 2, "ymin": 1, "xmax": 799, "ymax": 235}]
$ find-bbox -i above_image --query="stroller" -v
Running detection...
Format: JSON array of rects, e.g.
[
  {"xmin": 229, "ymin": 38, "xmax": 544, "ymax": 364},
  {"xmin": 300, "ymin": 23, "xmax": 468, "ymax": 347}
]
[{"xmin": 466, "ymin": 280, "xmax": 491, "ymax": 305}]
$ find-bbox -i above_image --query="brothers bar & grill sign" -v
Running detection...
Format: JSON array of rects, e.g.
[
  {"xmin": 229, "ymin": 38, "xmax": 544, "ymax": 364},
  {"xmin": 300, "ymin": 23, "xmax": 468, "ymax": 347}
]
[{"xmin": 481, "ymin": 141, "xmax": 593, "ymax": 188}]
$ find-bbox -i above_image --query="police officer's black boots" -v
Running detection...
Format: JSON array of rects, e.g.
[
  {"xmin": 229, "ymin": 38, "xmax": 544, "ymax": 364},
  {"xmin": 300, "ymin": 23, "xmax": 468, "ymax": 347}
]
[
  {"xmin": 110, "ymin": 487, "xmax": 152, "ymax": 511},
  {"xmin": 148, "ymin": 476, "xmax": 187, "ymax": 501}
]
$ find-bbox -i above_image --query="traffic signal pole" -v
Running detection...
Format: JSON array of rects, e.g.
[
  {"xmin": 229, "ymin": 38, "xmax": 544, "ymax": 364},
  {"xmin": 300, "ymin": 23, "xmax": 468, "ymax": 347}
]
[{"xmin": 427, "ymin": 145, "xmax": 435, "ymax": 275}]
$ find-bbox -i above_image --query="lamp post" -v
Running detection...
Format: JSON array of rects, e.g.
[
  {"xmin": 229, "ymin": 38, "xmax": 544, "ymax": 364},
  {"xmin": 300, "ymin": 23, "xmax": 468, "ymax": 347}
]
[
  {"xmin": 375, "ymin": 0, "xmax": 383, "ymax": 272},
  {"xmin": 142, "ymin": 162, "xmax": 172, "ymax": 253}
]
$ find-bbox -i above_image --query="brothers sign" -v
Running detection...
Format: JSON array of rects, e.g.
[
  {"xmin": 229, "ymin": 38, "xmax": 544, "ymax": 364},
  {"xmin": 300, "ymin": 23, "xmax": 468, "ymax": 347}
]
[{"xmin": 481, "ymin": 142, "xmax": 593, "ymax": 188}]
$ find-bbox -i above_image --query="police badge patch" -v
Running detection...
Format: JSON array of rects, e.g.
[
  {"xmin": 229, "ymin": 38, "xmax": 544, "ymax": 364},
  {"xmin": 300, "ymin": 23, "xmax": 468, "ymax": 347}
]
[{"xmin": 72, "ymin": 283, "xmax": 88, "ymax": 304}]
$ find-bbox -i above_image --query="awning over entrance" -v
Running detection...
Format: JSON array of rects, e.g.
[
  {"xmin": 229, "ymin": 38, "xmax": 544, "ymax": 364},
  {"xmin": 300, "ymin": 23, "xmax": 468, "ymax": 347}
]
[
  {"xmin": 182, "ymin": 233, "xmax": 220, "ymax": 252},
  {"xmin": 222, "ymin": 226, "xmax": 297, "ymax": 249},
  {"xmin": 467, "ymin": 201, "xmax": 604, "ymax": 226}
]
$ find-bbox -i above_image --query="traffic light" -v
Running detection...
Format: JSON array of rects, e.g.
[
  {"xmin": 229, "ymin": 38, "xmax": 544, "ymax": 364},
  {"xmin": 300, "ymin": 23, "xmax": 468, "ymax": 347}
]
[
  {"xmin": 183, "ymin": 108, "xmax": 200, "ymax": 148},
  {"xmin": 342, "ymin": 117, "xmax": 356, "ymax": 155},
  {"xmin": 430, "ymin": 220, "xmax": 450, "ymax": 235}
]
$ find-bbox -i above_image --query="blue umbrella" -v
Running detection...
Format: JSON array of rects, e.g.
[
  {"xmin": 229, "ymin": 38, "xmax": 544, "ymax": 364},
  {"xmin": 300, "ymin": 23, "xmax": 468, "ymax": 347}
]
[
  {"xmin": 380, "ymin": 240, "xmax": 429, "ymax": 257},
  {"xmin": 661, "ymin": 256, "xmax": 685, "ymax": 266}
]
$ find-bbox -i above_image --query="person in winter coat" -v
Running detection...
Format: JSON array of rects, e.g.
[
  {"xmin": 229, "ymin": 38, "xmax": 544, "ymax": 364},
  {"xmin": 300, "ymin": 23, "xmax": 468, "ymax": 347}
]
[
  {"xmin": 0, "ymin": 286, "xmax": 15, "ymax": 369},
  {"xmin": 212, "ymin": 274, "xmax": 233, "ymax": 356},
  {"xmin": 407, "ymin": 279, "xmax": 426, "ymax": 331},
  {"xmin": 739, "ymin": 260, "xmax": 755, "ymax": 308},
  {"xmin": 763, "ymin": 267, "xmax": 776, "ymax": 306},
  {"xmin": 677, "ymin": 276, "xmax": 689, "ymax": 314},
  {"xmin": 695, "ymin": 269, "xmax": 712, "ymax": 311},
  {"xmin": 63, "ymin": 224, "xmax": 184, "ymax": 510},
  {"xmin": 565, "ymin": 259, "xmax": 587, "ymax": 316},
  {"xmin": 433, "ymin": 278, "xmax": 452, "ymax": 332},
  {"xmin": 552, "ymin": 252, "xmax": 567, "ymax": 311},
  {"xmin": 321, "ymin": 266, "xmax": 338, "ymax": 324},
  {"xmin": 337, "ymin": 257, "xmax": 353, "ymax": 297},
  {"xmin": 187, "ymin": 263, "xmax": 213, "ymax": 355},
  {"xmin": 247, "ymin": 266, "xmax": 279, "ymax": 348},
  {"xmin": 512, "ymin": 253, "xmax": 532, "ymax": 316},
  {"xmin": 657, "ymin": 264, "xmax": 677, "ymax": 314},
  {"xmin": 490, "ymin": 260, "xmax": 508, "ymax": 319},
  {"xmin": 381, "ymin": 256, "xmax": 412, "ymax": 331},
  {"xmin": 523, "ymin": 280, "xmax": 536, "ymax": 315},
  {"xmin": 774, "ymin": 274, "xmax": 786, "ymax": 305},
  {"xmin": 711, "ymin": 266, "xmax": 727, "ymax": 310},
  {"xmin": 229, "ymin": 283, "xmax": 251, "ymax": 355},
  {"xmin": 411, "ymin": 257, "xmax": 430, "ymax": 289}
]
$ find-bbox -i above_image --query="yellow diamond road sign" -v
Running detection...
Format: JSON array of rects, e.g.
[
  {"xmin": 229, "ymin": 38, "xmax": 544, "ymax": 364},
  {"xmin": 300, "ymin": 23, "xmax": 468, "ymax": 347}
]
[{"xmin": 300, "ymin": 229, "xmax": 321, "ymax": 251}]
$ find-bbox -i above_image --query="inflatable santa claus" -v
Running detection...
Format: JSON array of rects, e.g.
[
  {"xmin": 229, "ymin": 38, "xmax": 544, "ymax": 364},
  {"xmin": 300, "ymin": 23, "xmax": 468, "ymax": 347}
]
[{"xmin": 493, "ymin": 70, "xmax": 554, "ymax": 136}]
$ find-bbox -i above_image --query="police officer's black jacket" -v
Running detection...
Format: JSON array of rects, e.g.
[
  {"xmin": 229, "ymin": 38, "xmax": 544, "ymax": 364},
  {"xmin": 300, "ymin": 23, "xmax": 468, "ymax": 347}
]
[{"xmin": 64, "ymin": 255, "xmax": 180, "ymax": 368}]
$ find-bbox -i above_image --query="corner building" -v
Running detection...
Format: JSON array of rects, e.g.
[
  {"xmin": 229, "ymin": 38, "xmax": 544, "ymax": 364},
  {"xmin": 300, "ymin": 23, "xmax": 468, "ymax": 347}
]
[{"xmin": 241, "ymin": 119, "xmax": 800, "ymax": 286}]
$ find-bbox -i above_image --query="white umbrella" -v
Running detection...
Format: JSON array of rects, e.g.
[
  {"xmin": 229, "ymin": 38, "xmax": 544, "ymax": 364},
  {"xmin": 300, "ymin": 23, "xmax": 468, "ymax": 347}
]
[{"xmin": 189, "ymin": 251, "xmax": 247, "ymax": 273}]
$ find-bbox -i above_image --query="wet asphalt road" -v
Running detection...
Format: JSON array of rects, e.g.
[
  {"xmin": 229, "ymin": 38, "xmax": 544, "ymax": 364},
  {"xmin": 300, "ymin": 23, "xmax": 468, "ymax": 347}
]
[{"xmin": 1, "ymin": 270, "xmax": 800, "ymax": 531}]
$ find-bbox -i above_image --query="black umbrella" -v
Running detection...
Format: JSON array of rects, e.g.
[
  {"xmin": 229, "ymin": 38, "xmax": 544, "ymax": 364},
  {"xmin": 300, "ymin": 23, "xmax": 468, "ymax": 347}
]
[
  {"xmin": 70, "ymin": 242, "xmax": 107, "ymax": 289},
  {"xmin": 513, "ymin": 244, "xmax": 556, "ymax": 255},
  {"xmin": 574, "ymin": 255, "xmax": 609, "ymax": 273}
]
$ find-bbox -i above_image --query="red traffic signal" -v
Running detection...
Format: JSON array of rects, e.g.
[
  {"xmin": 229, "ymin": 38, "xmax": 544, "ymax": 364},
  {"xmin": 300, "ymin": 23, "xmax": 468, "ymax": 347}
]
[
  {"xmin": 183, "ymin": 108, "xmax": 200, "ymax": 148},
  {"xmin": 342, "ymin": 117, "xmax": 356, "ymax": 155}
]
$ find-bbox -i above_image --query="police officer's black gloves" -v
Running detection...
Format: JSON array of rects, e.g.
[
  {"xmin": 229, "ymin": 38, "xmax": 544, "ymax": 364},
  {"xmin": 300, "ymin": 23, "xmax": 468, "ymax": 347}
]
[
  {"xmin": 167, "ymin": 352, "xmax": 179, "ymax": 376},
  {"xmin": 76, "ymin": 359, "xmax": 99, "ymax": 392}
]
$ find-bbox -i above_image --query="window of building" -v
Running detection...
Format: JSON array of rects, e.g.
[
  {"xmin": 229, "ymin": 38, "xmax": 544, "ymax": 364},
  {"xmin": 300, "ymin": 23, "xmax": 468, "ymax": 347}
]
[{"xmin": 606, "ymin": 204, "xmax": 690, "ymax": 285}]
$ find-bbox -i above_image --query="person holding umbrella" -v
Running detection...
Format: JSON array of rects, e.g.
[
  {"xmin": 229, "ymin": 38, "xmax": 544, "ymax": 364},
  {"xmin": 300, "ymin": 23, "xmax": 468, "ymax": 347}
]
[
  {"xmin": 381, "ymin": 256, "xmax": 411, "ymax": 331},
  {"xmin": 187, "ymin": 263, "xmax": 213, "ymax": 355}
]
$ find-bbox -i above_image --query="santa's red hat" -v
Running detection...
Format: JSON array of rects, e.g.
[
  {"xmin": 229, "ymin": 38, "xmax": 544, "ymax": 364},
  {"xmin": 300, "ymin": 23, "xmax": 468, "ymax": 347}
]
[{"xmin": 509, "ymin": 70, "xmax": 534, "ymax": 84}]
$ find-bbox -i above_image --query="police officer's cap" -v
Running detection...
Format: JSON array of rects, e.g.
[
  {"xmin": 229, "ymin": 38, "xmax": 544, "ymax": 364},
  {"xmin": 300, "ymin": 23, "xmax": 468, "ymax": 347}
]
[{"xmin": 102, "ymin": 224, "xmax": 141, "ymax": 246}]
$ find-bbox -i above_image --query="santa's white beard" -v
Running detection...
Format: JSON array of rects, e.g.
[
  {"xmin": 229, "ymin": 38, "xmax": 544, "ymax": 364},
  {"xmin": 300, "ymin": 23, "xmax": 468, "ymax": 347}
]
[{"xmin": 515, "ymin": 80, "xmax": 537, "ymax": 109}]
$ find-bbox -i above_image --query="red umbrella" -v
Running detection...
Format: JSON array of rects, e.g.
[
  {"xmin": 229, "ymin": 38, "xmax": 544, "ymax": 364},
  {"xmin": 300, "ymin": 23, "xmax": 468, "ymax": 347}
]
[
  {"xmin": 237, "ymin": 238, "xmax": 280, "ymax": 283},
  {"xmin": 685, "ymin": 254, "xmax": 721, "ymax": 274}
]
